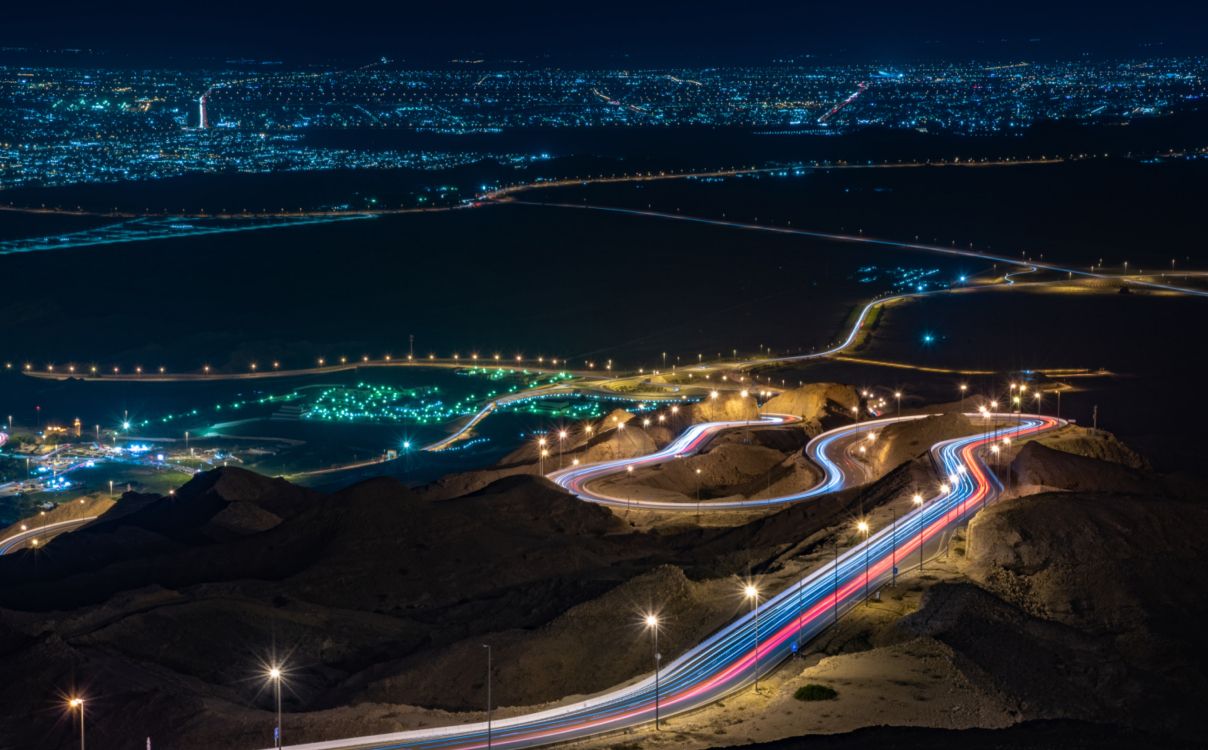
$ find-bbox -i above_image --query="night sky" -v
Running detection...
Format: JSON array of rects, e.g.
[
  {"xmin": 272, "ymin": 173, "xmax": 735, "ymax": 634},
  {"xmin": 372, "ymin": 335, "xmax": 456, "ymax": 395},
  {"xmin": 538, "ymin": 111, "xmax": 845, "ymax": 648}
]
[{"xmin": 5, "ymin": 0, "xmax": 1208, "ymax": 65}]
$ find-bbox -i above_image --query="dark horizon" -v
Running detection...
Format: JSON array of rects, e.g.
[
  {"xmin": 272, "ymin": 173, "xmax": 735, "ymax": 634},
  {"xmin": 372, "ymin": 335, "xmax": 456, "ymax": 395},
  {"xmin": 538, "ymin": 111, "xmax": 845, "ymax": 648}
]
[{"xmin": 5, "ymin": 0, "xmax": 1208, "ymax": 67}]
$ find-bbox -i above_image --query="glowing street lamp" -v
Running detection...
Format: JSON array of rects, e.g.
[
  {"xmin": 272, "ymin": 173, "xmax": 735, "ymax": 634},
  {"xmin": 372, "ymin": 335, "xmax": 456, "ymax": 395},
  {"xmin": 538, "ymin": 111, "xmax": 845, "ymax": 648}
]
[
  {"xmin": 67, "ymin": 697, "xmax": 85, "ymax": 750},
  {"xmin": 644, "ymin": 614, "xmax": 662, "ymax": 729},
  {"xmin": 894, "ymin": 391, "xmax": 902, "ymax": 419},
  {"xmin": 959, "ymin": 383, "xmax": 968, "ymax": 411},
  {"xmin": 744, "ymin": 583, "xmax": 763, "ymax": 693},
  {"xmin": 912, "ymin": 494, "xmax": 925, "ymax": 571},
  {"xmin": 557, "ymin": 429, "xmax": 568, "ymax": 469},
  {"xmin": 267, "ymin": 665, "xmax": 283, "ymax": 748},
  {"xmin": 626, "ymin": 464, "xmax": 634, "ymax": 510}
]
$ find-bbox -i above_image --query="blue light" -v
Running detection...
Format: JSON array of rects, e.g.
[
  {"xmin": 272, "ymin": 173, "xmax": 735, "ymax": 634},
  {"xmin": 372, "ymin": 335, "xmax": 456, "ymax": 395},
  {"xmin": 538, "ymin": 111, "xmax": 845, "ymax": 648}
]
[{"xmin": 922, "ymin": 333, "xmax": 935, "ymax": 344}]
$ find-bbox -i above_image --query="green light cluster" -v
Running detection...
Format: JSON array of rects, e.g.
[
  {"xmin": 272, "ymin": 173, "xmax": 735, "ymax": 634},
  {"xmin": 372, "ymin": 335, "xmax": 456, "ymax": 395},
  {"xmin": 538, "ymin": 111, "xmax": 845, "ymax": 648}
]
[
  {"xmin": 110, "ymin": 368, "xmax": 587, "ymax": 432},
  {"xmin": 305, "ymin": 383, "xmax": 468, "ymax": 424},
  {"xmin": 130, "ymin": 392, "xmax": 304, "ymax": 429}
]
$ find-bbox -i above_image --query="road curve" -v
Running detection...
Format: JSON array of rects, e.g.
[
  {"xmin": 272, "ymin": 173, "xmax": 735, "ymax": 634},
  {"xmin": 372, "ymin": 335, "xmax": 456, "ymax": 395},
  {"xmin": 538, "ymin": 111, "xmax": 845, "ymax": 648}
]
[
  {"xmin": 511, "ymin": 201, "xmax": 1208, "ymax": 298},
  {"xmin": 278, "ymin": 412, "xmax": 1063, "ymax": 750},
  {"xmin": 0, "ymin": 516, "xmax": 96, "ymax": 555},
  {"xmin": 550, "ymin": 413, "xmax": 930, "ymax": 511}
]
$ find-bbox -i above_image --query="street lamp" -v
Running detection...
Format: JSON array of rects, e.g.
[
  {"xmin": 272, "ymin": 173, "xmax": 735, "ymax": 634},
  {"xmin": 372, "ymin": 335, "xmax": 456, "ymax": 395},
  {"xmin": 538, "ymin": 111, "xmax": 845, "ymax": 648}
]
[
  {"xmin": 267, "ymin": 665, "xmax": 283, "ymax": 749},
  {"xmin": 644, "ymin": 614, "xmax": 662, "ymax": 729},
  {"xmin": 557, "ymin": 429, "xmax": 568, "ymax": 469},
  {"xmin": 912, "ymin": 494, "xmax": 925, "ymax": 572},
  {"xmin": 694, "ymin": 467, "xmax": 703, "ymax": 518},
  {"xmin": 744, "ymin": 583, "xmax": 762, "ymax": 693},
  {"xmin": 482, "ymin": 644, "xmax": 493, "ymax": 749},
  {"xmin": 67, "ymin": 697, "xmax": 85, "ymax": 750},
  {"xmin": 894, "ymin": 391, "xmax": 902, "ymax": 420},
  {"xmin": 857, "ymin": 520, "xmax": 871, "ymax": 603},
  {"xmin": 959, "ymin": 383, "xmax": 968, "ymax": 411}
]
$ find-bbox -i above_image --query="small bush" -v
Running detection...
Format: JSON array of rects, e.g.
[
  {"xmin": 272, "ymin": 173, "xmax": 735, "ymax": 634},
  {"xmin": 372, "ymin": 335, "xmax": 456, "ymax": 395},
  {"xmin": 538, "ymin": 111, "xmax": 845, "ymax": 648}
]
[{"xmin": 794, "ymin": 683, "xmax": 838, "ymax": 701}]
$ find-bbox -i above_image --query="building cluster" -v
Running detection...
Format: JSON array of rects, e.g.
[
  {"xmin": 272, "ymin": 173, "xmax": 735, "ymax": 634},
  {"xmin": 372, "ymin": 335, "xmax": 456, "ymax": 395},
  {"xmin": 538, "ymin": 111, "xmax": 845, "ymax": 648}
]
[{"xmin": 1, "ymin": 59, "xmax": 1203, "ymax": 189}]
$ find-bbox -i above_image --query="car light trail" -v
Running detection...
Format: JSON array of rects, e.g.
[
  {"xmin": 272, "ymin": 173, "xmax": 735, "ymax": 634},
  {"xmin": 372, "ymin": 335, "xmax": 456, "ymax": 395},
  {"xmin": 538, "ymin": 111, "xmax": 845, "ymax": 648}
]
[
  {"xmin": 0, "ymin": 517, "xmax": 97, "ymax": 555},
  {"xmin": 550, "ymin": 413, "xmax": 929, "ymax": 510},
  {"xmin": 278, "ymin": 413, "xmax": 1063, "ymax": 750}
]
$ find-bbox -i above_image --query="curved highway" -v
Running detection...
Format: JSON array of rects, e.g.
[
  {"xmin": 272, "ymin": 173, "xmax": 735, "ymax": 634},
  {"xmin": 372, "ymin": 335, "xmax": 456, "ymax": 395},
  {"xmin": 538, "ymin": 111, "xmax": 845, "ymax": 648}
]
[
  {"xmin": 0, "ymin": 516, "xmax": 96, "ymax": 554},
  {"xmin": 551, "ymin": 414, "xmax": 929, "ymax": 510},
  {"xmin": 281, "ymin": 412, "xmax": 1063, "ymax": 750}
]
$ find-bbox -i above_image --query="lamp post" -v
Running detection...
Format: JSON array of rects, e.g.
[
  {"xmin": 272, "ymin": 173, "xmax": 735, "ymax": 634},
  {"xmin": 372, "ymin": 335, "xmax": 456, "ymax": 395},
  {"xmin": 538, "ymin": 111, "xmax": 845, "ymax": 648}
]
[
  {"xmin": 894, "ymin": 391, "xmax": 902, "ymax": 420},
  {"xmin": 537, "ymin": 437, "xmax": 547, "ymax": 474},
  {"xmin": 890, "ymin": 506, "xmax": 897, "ymax": 586},
  {"xmin": 644, "ymin": 614, "xmax": 661, "ymax": 729},
  {"xmin": 68, "ymin": 697, "xmax": 85, "ymax": 750},
  {"xmin": 268, "ymin": 666, "xmax": 282, "ymax": 749},
  {"xmin": 857, "ymin": 521, "xmax": 871, "ymax": 603},
  {"xmin": 695, "ymin": 467, "xmax": 702, "ymax": 520},
  {"xmin": 744, "ymin": 584, "xmax": 762, "ymax": 693},
  {"xmin": 959, "ymin": 384, "xmax": 967, "ymax": 412},
  {"xmin": 558, "ymin": 429, "xmax": 567, "ymax": 469},
  {"xmin": 832, "ymin": 540, "xmax": 840, "ymax": 625},
  {"xmin": 912, "ymin": 494, "xmax": 925, "ymax": 572},
  {"xmin": 482, "ymin": 644, "xmax": 493, "ymax": 749},
  {"xmin": 626, "ymin": 465, "xmax": 634, "ymax": 511}
]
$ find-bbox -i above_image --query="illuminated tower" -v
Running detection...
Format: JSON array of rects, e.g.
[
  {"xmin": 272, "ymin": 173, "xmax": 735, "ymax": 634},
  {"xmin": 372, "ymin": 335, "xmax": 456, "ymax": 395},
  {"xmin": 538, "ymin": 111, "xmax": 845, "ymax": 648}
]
[{"xmin": 198, "ymin": 92, "xmax": 209, "ymax": 129}]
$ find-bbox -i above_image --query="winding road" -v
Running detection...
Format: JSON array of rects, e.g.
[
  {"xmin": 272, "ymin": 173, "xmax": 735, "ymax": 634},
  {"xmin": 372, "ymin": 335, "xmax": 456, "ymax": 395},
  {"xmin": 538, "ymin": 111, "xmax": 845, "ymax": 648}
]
[
  {"xmin": 551, "ymin": 414, "xmax": 929, "ymax": 511},
  {"xmin": 280, "ymin": 411, "xmax": 1063, "ymax": 750},
  {"xmin": 0, "ymin": 516, "xmax": 96, "ymax": 554}
]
